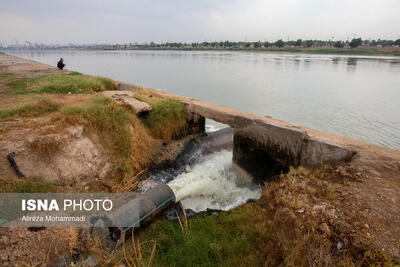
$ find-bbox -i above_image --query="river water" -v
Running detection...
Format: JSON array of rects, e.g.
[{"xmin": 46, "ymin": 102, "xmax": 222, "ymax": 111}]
[{"xmin": 7, "ymin": 50, "xmax": 400, "ymax": 149}]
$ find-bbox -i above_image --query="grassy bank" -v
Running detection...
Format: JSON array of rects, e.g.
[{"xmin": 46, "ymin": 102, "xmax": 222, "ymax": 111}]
[
  {"xmin": 0, "ymin": 177, "xmax": 59, "ymax": 193},
  {"xmin": 134, "ymin": 92, "xmax": 187, "ymax": 140},
  {"xmin": 7, "ymin": 72, "xmax": 115, "ymax": 94},
  {"xmin": 60, "ymin": 96, "xmax": 155, "ymax": 180},
  {"xmin": 144, "ymin": 98, "xmax": 186, "ymax": 140},
  {"xmin": 104, "ymin": 167, "xmax": 398, "ymax": 267},
  {"xmin": 0, "ymin": 99, "xmax": 59, "ymax": 121},
  {"xmin": 1, "ymin": 70, "xmax": 189, "ymax": 185},
  {"xmin": 0, "ymin": 71, "xmax": 181, "ymax": 182},
  {"xmin": 0, "ymin": 73, "xmax": 15, "ymax": 77}
]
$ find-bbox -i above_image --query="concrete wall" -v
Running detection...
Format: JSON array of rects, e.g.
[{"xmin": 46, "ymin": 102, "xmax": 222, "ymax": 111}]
[{"xmin": 138, "ymin": 85, "xmax": 356, "ymax": 177}]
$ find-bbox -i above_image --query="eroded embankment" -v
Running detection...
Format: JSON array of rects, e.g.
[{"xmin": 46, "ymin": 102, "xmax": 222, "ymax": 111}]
[{"xmin": 0, "ymin": 52, "xmax": 205, "ymax": 265}]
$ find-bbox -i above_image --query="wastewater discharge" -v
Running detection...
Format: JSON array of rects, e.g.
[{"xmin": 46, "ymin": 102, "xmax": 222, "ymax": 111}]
[{"xmin": 167, "ymin": 150, "xmax": 261, "ymax": 212}]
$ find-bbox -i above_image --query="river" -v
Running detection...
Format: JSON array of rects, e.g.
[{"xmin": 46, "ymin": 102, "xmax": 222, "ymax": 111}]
[{"xmin": 7, "ymin": 50, "xmax": 400, "ymax": 149}]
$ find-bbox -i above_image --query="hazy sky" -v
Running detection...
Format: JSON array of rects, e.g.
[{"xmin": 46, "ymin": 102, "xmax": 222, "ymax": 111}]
[{"xmin": 1, "ymin": 0, "xmax": 399, "ymax": 44}]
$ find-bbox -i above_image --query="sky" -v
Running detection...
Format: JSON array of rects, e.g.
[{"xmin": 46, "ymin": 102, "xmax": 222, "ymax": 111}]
[{"xmin": 1, "ymin": 0, "xmax": 399, "ymax": 45}]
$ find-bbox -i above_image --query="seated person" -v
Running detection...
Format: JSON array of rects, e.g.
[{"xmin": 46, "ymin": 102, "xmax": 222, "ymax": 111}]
[{"xmin": 57, "ymin": 58, "xmax": 65, "ymax": 70}]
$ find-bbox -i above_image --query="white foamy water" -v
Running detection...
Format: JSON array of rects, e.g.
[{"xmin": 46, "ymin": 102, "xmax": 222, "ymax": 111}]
[
  {"xmin": 167, "ymin": 150, "xmax": 261, "ymax": 212},
  {"xmin": 205, "ymin": 124, "xmax": 219, "ymax": 133}
]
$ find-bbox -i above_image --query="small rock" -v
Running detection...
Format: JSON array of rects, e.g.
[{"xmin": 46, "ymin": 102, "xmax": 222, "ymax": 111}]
[
  {"xmin": 311, "ymin": 204, "xmax": 326, "ymax": 216},
  {"xmin": 185, "ymin": 165, "xmax": 191, "ymax": 173},
  {"xmin": 312, "ymin": 204, "xmax": 326, "ymax": 211},
  {"xmin": 0, "ymin": 253, "xmax": 8, "ymax": 261},
  {"xmin": 86, "ymin": 254, "xmax": 97, "ymax": 266},
  {"xmin": 319, "ymin": 223, "xmax": 331, "ymax": 237},
  {"xmin": 337, "ymin": 241, "xmax": 343, "ymax": 249},
  {"xmin": 364, "ymin": 224, "xmax": 369, "ymax": 229},
  {"xmin": 0, "ymin": 236, "xmax": 8, "ymax": 245},
  {"xmin": 325, "ymin": 208, "xmax": 336, "ymax": 218},
  {"xmin": 296, "ymin": 209, "xmax": 304, "ymax": 213}
]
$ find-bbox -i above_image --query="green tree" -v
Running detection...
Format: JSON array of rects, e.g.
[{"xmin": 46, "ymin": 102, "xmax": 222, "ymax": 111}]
[
  {"xmin": 254, "ymin": 41, "xmax": 261, "ymax": 48},
  {"xmin": 333, "ymin": 41, "xmax": 344, "ymax": 48},
  {"xmin": 349, "ymin": 38, "xmax": 362, "ymax": 48},
  {"xmin": 394, "ymin": 39, "xmax": 400, "ymax": 46},
  {"xmin": 295, "ymin": 39, "xmax": 302, "ymax": 47},
  {"xmin": 305, "ymin": 40, "xmax": 313, "ymax": 47},
  {"xmin": 275, "ymin": 39, "xmax": 285, "ymax": 48}
]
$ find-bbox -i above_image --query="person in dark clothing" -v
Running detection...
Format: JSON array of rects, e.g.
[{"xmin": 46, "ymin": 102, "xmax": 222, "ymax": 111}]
[{"xmin": 57, "ymin": 58, "xmax": 65, "ymax": 70}]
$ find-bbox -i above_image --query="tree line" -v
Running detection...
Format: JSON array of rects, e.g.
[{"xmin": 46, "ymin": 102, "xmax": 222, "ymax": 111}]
[
  {"xmin": 2, "ymin": 38, "xmax": 399, "ymax": 50},
  {"xmin": 144, "ymin": 38, "xmax": 400, "ymax": 49}
]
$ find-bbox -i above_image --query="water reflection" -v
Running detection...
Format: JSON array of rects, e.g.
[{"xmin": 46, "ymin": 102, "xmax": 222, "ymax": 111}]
[{"xmin": 346, "ymin": 57, "xmax": 358, "ymax": 65}]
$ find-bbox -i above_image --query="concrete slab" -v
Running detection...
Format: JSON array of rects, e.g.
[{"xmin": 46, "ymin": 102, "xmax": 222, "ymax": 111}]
[{"xmin": 102, "ymin": 90, "xmax": 152, "ymax": 114}]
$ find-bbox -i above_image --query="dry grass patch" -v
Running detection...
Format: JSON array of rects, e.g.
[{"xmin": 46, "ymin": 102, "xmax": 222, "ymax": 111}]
[
  {"xmin": 133, "ymin": 90, "xmax": 161, "ymax": 105},
  {"xmin": 0, "ymin": 98, "xmax": 59, "ymax": 121},
  {"xmin": 26, "ymin": 135, "xmax": 65, "ymax": 158}
]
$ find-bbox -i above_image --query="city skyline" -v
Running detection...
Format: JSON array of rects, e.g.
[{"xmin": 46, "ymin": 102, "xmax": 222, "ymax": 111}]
[{"xmin": 1, "ymin": 0, "xmax": 399, "ymax": 45}]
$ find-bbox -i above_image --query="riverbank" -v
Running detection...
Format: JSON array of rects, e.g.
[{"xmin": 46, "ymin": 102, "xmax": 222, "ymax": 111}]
[
  {"xmin": 0, "ymin": 53, "xmax": 399, "ymax": 266},
  {"xmin": 95, "ymin": 46, "xmax": 400, "ymax": 56}
]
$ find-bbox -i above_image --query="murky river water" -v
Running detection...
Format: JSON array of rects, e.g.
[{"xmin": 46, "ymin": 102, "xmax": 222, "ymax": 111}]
[{"xmin": 7, "ymin": 50, "xmax": 400, "ymax": 149}]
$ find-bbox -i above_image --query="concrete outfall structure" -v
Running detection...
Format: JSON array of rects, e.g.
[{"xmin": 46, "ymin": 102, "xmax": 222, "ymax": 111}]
[{"xmin": 115, "ymin": 81, "xmax": 357, "ymax": 180}]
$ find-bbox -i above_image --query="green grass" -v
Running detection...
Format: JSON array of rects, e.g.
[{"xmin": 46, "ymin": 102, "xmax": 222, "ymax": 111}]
[
  {"xmin": 8, "ymin": 73, "xmax": 115, "ymax": 94},
  {"xmin": 0, "ymin": 177, "xmax": 58, "ymax": 193},
  {"xmin": 143, "ymin": 98, "xmax": 186, "ymax": 139},
  {"xmin": 68, "ymin": 71, "xmax": 82, "ymax": 75},
  {"xmin": 117, "ymin": 209, "xmax": 262, "ymax": 267},
  {"xmin": 0, "ymin": 99, "xmax": 59, "ymax": 121},
  {"xmin": 305, "ymin": 47, "xmax": 397, "ymax": 55},
  {"xmin": 0, "ymin": 73, "xmax": 15, "ymax": 77}
]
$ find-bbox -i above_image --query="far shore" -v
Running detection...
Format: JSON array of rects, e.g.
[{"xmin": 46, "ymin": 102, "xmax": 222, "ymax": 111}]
[
  {"xmin": 118, "ymin": 47, "xmax": 400, "ymax": 56},
  {"xmin": 2, "ymin": 46, "xmax": 400, "ymax": 57}
]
